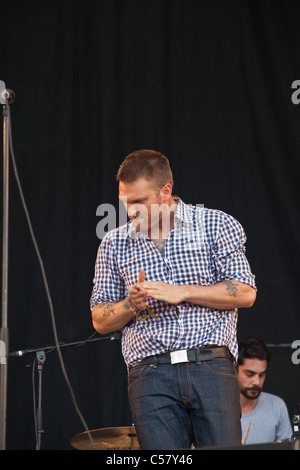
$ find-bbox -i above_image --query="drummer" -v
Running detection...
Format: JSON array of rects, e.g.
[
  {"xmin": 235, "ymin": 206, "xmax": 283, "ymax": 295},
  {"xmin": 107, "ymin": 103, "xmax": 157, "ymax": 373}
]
[{"xmin": 236, "ymin": 336, "xmax": 293, "ymax": 444}]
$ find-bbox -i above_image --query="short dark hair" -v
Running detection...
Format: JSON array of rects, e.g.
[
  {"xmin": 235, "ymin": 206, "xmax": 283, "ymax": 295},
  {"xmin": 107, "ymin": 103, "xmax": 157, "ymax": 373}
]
[
  {"xmin": 116, "ymin": 149, "xmax": 174, "ymax": 190},
  {"xmin": 237, "ymin": 336, "xmax": 271, "ymax": 366}
]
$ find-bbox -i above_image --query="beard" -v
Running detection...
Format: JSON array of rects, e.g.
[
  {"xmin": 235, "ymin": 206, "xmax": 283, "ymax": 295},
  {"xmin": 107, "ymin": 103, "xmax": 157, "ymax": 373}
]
[{"xmin": 240, "ymin": 386, "xmax": 262, "ymax": 400}]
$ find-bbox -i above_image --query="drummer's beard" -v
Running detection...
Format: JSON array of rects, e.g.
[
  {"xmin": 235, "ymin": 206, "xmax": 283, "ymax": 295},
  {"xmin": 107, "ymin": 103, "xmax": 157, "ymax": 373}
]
[{"xmin": 240, "ymin": 386, "xmax": 262, "ymax": 400}]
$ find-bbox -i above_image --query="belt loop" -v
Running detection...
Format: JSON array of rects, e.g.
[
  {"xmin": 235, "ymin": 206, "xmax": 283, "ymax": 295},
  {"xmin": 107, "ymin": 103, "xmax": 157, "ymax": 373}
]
[
  {"xmin": 152, "ymin": 356, "xmax": 158, "ymax": 368},
  {"xmin": 196, "ymin": 348, "xmax": 201, "ymax": 364}
]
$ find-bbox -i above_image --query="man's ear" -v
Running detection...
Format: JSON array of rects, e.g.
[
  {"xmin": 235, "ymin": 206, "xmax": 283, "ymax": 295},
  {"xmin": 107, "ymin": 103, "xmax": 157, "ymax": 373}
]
[{"xmin": 160, "ymin": 183, "xmax": 173, "ymax": 200}]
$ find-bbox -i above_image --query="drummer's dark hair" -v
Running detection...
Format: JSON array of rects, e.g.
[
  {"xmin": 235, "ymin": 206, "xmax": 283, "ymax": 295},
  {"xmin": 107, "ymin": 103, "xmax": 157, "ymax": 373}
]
[{"xmin": 238, "ymin": 336, "xmax": 271, "ymax": 366}]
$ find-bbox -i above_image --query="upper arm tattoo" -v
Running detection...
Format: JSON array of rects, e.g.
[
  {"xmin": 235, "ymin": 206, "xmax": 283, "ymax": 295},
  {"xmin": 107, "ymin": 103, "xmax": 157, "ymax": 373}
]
[{"xmin": 223, "ymin": 280, "xmax": 239, "ymax": 297}]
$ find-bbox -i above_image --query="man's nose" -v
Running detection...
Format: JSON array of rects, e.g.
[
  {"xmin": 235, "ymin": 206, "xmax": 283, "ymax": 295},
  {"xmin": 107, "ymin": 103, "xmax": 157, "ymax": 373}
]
[
  {"xmin": 128, "ymin": 205, "xmax": 139, "ymax": 218},
  {"xmin": 128, "ymin": 203, "xmax": 146, "ymax": 218},
  {"xmin": 251, "ymin": 375, "xmax": 260, "ymax": 386}
]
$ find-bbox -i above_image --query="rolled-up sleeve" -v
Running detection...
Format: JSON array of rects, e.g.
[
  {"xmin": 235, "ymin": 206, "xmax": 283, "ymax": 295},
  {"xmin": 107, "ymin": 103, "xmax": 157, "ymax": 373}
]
[
  {"xmin": 212, "ymin": 214, "xmax": 257, "ymax": 290},
  {"xmin": 90, "ymin": 233, "xmax": 125, "ymax": 310}
]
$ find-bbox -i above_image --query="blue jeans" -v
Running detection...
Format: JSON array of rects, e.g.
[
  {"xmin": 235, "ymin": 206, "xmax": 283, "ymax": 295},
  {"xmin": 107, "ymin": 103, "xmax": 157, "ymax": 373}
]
[{"xmin": 128, "ymin": 358, "xmax": 242, "ymax": 449}]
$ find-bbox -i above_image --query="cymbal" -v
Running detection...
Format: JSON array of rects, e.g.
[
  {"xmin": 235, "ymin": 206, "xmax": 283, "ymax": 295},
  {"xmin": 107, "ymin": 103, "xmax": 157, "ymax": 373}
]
[{"xmin": 70, "ymin": 426, "xmax": 140, "ymax": 450}]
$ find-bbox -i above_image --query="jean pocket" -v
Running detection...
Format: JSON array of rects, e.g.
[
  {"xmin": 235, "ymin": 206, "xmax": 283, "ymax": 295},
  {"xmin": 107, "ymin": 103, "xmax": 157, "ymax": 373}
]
[
  {"xmin": 202, "ymin": 357, "xmax": 236, "ymax": 378},
  {"xmin": 127, "ymin": 364, "xmax": 152, "ymax": 389}
]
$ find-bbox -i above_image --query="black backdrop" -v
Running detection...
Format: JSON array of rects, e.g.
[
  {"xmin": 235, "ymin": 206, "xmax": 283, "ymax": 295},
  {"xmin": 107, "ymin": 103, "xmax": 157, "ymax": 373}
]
[{"xmin": 1, "ymin": 0, "xmax": 299, "ymax": 450}]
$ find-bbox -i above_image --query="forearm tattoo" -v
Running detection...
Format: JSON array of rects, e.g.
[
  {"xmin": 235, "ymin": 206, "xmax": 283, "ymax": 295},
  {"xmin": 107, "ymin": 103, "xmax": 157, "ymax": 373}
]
[
  {"xmin": 223, "ymin": 280, "xmax": 239, "ymax": 297},
  {"xmin": 101, "ymin": 303, "xmax": 116, "ymax": 317},
  {"xmin": 122, "ymin": 297, "xmax": 130, "ymax": 310}
]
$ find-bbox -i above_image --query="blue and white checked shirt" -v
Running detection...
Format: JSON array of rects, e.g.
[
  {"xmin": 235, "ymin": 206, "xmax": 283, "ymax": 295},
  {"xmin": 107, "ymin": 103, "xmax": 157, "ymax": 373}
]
[{"xmin": 90, "ymin": 198, "xmax": 256, "ymax": 369}]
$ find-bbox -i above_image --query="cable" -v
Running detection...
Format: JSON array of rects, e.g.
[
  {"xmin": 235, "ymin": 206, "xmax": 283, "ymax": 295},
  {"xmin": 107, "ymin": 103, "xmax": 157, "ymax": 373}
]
[{"xmin": 7, "ymin": 102, "xmax": 96, "ymax": 450}]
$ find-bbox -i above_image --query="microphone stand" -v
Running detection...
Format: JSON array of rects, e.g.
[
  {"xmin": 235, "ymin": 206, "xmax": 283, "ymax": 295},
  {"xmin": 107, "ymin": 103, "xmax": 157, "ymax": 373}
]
[
  {"xmin": 292, "ymin": 404, "xmax": 300, "ymax": 439},
  {"xmin": 35, "ymin": 350, "xmax": 46, "ymax": 450},
  {"xmin": 0, "ymin": 88, "xmax": 15, "ymax": 450},
  {"xmin": 9, "ymin": 332, "xmax": 121, "ymax": 450}
]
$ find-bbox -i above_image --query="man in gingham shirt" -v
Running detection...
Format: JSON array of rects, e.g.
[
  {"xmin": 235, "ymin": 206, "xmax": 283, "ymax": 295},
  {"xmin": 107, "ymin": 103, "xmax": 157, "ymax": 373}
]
[{"xmin": 91, "ymin": 149, "xmax": 257, "ymax": 449}]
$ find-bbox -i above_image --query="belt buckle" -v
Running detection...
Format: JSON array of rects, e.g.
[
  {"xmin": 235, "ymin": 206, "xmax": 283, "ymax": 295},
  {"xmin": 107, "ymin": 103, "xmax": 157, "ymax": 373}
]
[{"xmin": 170, "ymin": 349, "xmax": 189, "ymax": 365}]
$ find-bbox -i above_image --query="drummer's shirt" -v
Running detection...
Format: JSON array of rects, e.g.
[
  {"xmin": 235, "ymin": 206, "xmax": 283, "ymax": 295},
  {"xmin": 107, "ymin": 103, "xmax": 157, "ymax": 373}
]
[{"xmin": 241, "ymin": 392, "xmax": 293, "ymax": 444}]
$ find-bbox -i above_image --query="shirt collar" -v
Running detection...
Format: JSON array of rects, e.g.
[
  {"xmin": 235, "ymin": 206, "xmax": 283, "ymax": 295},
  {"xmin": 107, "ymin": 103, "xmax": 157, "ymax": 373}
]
[{"xmin": 174, "ymin": 197, "xmax": 193, "ymax": 224}]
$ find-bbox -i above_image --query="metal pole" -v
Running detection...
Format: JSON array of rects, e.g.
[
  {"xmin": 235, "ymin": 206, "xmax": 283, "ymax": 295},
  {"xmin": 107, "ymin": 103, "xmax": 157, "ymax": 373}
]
[{"xmin": 0, "ymin": 100, "xmax": 10, "ymax": 450}]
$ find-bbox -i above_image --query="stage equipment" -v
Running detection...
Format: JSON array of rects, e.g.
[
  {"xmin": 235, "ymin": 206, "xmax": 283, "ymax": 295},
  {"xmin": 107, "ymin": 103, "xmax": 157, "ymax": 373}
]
[
  {"xmin": 10, "ymin": 331, "xmax": 121, "ymax": 450},
  {"xmin": 197, "ymin": 438, "xmax": 299, "ymax": 450},
  {"xmin": 292, "ymin": 404, "xmax": 300, "ymax": 438},
  {"xmin": 0, "ymin": 85, "xmax": 15, "ymax": 450},
  {"xmin": 70, "ymin": 426, "xmax": 140, "ymax": 450}
]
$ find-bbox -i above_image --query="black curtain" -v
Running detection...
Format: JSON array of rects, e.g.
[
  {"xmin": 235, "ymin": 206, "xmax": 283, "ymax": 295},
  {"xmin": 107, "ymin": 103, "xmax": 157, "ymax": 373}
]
[{"xmin": 1, "ymin": 0, "xmax": 299, "ymax": 449}]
